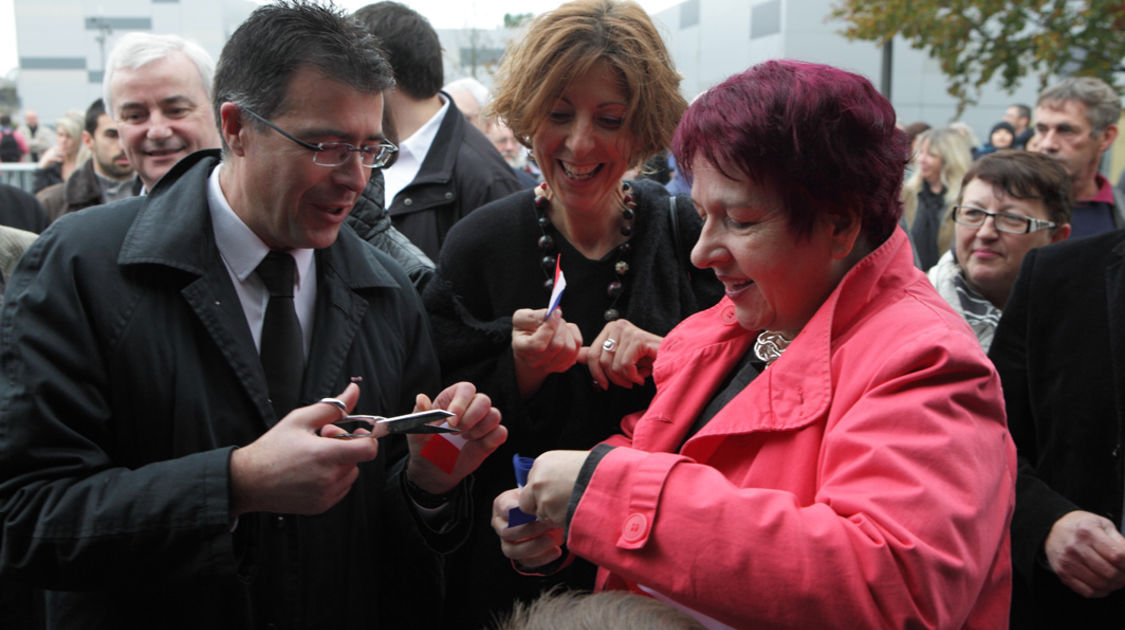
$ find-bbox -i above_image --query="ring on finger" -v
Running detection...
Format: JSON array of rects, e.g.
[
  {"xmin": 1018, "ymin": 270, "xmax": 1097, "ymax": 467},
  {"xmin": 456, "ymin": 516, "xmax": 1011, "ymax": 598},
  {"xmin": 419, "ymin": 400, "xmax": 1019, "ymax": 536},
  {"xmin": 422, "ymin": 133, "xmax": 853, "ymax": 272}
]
[
  {"xmin": 318, "ymin": 397, "xmax": 348, "ymax": 420},
  {"xmin": 602, "ymin": 338, "xmax": 617, "ymax": 352}
]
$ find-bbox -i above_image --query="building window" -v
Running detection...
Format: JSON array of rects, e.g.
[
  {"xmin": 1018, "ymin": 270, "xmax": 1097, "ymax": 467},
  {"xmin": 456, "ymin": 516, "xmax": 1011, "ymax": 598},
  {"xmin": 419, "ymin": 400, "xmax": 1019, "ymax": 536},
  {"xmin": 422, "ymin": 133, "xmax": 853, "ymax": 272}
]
[
  {"xmin": 751, "ymin": 0, "xmax": 781, "ymax": 39},
  {"xmin": 458, "ymin": 47, "xmax": 505, "ymax": 66},
  {"xmin": 85, "ymin": 17, "xmax": 153, "ymax": 30},
  {"xmin": 680, "ymin": 0, "xmax": 700, "ymax": 29},
  {"xmin": 20, "ymin": 57, "xmax": 86, "ymax": 70}
]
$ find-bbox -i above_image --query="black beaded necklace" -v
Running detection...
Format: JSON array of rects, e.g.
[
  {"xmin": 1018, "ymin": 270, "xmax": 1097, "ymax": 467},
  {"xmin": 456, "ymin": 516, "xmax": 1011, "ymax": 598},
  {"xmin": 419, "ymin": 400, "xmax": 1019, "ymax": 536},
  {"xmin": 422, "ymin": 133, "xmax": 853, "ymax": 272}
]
[{"xmin": 534, "ymin": 181, "xmax": 636, "ymax": 321}]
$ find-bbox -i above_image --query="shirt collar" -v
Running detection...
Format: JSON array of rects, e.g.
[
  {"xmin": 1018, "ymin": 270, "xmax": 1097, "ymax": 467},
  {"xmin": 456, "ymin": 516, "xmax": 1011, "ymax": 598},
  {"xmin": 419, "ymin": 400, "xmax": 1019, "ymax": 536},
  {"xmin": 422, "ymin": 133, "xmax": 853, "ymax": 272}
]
[
  {"xmin": 396, "ymin": 94, "xmax": 449, "ymax": 168},
  {"xmin": 1086, "ymin": 173, "xmax": 1117, "ymax": 204},
  {"xmin": 207, "ymin": 164, "xmax": 314, "ymax": 286}
]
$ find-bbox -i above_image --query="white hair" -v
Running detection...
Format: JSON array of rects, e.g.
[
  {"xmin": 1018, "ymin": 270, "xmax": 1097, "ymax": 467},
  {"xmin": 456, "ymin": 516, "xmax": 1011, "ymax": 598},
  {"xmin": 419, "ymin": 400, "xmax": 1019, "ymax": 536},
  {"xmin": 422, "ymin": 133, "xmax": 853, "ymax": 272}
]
[
  {"xmin": 443, "ymin": 77, "xmax": 489, "ymax": 108},
  {"xmin": 103, "ymin": 32, "xmax": 215, "ymax": 116},
  {"xmin": 948, "ymin": 121, "xmax": 980, "ymax": 148}
]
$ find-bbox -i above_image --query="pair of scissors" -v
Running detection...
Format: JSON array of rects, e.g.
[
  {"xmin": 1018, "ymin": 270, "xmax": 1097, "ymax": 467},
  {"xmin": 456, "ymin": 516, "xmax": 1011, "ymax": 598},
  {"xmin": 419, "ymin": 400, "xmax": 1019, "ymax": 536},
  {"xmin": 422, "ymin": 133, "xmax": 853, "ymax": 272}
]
[{"xmin": 319, "ymin": 398, "xmax": 459, "ymax": 439}]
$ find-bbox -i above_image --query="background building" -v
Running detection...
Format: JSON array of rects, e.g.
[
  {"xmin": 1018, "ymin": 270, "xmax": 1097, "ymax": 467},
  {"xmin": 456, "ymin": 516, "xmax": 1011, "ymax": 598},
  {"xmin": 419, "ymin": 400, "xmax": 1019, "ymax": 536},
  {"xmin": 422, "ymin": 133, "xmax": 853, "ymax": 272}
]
[
  {"xmin": 12, "ymin": 0, "xmax": 255, "ymax": 124},
  {"xmin": 648, "ymin": 0, "xmax": 1123, "ymax": 177},
  {"xmin": 7, "ymin": 0, "xmax": 1123, "ymax": 178},
  {"xmin": 651, "ymin": 0, "xmax": 1043, "ymax": 141}
]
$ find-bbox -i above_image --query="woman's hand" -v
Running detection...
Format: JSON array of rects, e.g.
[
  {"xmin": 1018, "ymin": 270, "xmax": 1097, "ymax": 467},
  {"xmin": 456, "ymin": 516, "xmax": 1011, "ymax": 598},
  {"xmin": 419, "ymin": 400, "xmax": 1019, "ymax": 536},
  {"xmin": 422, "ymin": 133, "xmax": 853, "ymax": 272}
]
[
  {"xmin": 579, "ymin": 318, "xmax": 662, "ymax": 390},
  {"xmin": 37, "ymin": 146, "xmax": 62, "ymax": 169},
  {"xmin": 511, "ymin": 308, "xmax": 583, "ymax": 398},
  {"xmin": 492, "ymin": 488, "xmax": 566, "ymax": 569}
]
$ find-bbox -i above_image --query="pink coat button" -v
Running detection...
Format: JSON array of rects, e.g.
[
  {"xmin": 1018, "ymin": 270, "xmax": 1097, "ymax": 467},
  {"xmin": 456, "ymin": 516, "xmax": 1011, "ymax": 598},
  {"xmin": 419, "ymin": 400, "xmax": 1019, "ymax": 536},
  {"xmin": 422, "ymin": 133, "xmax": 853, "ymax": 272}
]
[
  {"xmin": 720, "ymin": 306, "xmax": 737, "ymax": 325},
  {"xmin": 622, "ymin": 513, "xmax": 648, "ymax": 543}
]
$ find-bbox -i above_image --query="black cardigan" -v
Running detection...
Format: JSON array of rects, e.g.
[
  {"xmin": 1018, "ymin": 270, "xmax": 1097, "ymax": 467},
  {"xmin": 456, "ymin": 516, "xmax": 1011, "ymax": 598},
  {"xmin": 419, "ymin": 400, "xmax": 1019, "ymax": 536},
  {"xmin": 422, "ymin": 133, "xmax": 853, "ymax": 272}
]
[
  {"xmin": 991, "ymin": 229, "xmax": 1125, "ymax": 627},
  {"xmin": 423, "ymin": 178, "xmax": 722, "ymax": 626}
]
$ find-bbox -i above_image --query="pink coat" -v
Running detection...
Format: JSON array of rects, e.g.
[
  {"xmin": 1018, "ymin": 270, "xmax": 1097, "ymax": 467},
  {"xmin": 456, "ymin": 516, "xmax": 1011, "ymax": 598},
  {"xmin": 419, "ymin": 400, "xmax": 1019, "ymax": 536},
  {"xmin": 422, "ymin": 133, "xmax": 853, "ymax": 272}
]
[{"xmin": 568, "ymin": 229, "xmax": 1015, "ymax": 629}]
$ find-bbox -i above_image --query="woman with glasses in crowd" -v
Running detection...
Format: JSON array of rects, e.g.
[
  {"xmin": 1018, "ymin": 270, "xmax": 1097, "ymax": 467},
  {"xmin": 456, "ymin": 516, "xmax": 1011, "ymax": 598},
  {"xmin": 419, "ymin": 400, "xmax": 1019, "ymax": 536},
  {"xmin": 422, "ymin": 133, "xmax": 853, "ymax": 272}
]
[
  {"xmin": 928, "ymin": 150, "xmax": 1071, "ymax": 351},
  {"xmin": 423, "ymin": 0, "xmax": 721, "ymax": 625}
]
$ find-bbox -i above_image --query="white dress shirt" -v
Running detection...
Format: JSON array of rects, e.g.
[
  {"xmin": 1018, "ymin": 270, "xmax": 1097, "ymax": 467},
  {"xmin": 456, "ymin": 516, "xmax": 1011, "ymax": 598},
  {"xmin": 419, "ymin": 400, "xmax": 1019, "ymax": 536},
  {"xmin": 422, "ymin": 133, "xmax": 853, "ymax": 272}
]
[
  {"xmin": 207, "ymin": 164, "xmax": 316, "ymax": 358},
  {"xmin": 382, "ymin": 95, "xmax": 449, "ymax": 208}
]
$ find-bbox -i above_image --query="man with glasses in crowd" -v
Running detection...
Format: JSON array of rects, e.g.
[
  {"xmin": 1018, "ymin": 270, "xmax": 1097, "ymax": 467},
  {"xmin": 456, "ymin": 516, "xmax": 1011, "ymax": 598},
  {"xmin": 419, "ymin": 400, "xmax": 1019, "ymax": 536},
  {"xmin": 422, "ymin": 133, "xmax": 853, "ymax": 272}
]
[{"xmin": 0, "ymin": 3, "xmax": 505, "ymax": 628}]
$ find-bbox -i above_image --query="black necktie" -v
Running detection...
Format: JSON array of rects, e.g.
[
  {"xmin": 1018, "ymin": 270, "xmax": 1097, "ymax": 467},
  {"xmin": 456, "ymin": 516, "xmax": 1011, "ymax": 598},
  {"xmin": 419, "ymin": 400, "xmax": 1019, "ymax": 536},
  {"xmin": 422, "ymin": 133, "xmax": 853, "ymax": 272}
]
[{"xmin": 256, "ymin": 251, "xmax": 303, "ymax": 418}]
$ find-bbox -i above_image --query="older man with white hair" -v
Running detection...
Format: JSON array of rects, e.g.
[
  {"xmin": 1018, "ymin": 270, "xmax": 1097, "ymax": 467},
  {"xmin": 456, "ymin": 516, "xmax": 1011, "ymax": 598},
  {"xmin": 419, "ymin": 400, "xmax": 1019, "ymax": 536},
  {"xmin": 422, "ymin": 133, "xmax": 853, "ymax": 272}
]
[
  {"xmin": 104, "ymin": 32, "xmax": 222, "ymax": 191},
  {"xmin": 444, "ymin": 77, "xmax": 490, "ymax": 133}
]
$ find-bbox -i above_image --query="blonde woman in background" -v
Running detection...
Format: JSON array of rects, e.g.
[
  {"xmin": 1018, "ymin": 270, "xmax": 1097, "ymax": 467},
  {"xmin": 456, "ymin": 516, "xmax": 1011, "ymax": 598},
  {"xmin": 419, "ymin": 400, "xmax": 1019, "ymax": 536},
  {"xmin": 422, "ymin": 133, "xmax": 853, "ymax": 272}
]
[
  {"xmin": 32, "ymin": 111, "xmax": 88, "ymax": 194},
  {"xmin": 901, "ymin": 127, "xmax": 972, "ymax": 270}
]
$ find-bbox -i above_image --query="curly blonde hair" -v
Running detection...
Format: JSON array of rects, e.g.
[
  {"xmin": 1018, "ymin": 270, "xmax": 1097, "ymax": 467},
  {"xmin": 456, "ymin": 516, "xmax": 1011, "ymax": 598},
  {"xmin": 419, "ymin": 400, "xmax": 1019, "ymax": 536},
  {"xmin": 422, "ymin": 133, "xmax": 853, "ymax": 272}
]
[{"xmin": 489, "ymin": 0, "xmax": 685, "ymax": 169}]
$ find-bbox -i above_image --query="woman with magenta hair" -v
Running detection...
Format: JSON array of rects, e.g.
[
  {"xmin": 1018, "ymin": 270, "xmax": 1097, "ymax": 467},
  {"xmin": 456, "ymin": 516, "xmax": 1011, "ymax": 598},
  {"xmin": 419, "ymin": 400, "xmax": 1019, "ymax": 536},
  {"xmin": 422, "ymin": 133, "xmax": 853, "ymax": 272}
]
[{"xmin": 494, "ymin": 60, "xmax": 1016, "ymax": 628}]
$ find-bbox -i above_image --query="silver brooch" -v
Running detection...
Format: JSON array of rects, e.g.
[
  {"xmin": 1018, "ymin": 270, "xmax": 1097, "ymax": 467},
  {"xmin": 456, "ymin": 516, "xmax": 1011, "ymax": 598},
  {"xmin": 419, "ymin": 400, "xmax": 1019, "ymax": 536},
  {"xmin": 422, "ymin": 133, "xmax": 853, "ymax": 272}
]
[{"xmin": 753, "ymin": 330, "xmax": 792, "ymax": 366}]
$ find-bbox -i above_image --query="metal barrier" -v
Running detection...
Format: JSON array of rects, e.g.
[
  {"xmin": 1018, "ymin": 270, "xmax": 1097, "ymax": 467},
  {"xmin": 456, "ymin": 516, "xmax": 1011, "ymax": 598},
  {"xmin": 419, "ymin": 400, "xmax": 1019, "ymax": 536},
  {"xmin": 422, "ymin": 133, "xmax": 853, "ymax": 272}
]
[{"xmin": 0, "ymin": 164, "xmax": 40, "ymax": 194}]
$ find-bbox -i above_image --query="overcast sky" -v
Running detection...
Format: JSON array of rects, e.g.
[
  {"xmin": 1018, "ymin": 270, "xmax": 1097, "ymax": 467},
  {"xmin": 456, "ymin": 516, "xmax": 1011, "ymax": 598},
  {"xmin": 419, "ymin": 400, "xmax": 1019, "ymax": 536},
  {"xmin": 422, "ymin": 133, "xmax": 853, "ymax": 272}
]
[{"xmin": 1, "ymin": 0, "xmax": 681, "ymax": 77}]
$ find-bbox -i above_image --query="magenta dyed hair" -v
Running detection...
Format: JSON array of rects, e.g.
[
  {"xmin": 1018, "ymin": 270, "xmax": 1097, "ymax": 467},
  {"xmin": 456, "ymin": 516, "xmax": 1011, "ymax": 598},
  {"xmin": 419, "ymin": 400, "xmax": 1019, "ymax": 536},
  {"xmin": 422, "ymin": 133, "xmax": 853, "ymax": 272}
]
[{"xmin": 673, "ymin": 60, "xmax": 909, "ymax": 246}]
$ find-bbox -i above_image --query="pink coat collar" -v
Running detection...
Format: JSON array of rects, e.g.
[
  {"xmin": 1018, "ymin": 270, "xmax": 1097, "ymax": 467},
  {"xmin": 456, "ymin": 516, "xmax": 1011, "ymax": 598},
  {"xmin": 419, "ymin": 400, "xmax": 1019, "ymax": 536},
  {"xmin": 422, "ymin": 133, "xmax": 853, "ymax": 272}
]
[{"xmin": 646, "ymin": 228, "xmax": 917, "ymax": 445}]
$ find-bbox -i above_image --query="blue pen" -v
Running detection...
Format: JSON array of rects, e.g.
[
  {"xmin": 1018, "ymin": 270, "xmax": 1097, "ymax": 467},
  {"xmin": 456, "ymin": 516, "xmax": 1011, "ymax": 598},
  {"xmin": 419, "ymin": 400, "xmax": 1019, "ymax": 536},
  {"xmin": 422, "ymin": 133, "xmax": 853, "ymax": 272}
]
[{"xmin": 508, "ymin": 454, "xmax": 538, "ymax": 527}]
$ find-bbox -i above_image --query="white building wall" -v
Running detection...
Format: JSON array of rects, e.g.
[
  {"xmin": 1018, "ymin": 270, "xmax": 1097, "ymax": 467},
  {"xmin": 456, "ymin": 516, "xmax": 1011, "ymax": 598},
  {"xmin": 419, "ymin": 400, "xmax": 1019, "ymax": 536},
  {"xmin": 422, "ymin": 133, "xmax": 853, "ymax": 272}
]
[
  {"xmin": 651, "ymin": 0, "xmax": 1044, "ymax": 145},
  {"xmin": 14, "ymin": 0, "xmax": 254, "ymax": 125}
]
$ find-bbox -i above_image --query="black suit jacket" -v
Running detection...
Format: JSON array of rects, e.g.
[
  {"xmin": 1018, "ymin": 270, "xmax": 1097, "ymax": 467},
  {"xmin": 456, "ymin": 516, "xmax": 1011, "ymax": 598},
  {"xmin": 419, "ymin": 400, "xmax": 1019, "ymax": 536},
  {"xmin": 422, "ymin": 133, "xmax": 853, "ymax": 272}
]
[
  {"xmin": 386, "ymin": 94, "xmax": 521, "ymax": 260},
  {"xmin": 991, "ymin": 230, "xmax": 1125, "ymax": 626}
]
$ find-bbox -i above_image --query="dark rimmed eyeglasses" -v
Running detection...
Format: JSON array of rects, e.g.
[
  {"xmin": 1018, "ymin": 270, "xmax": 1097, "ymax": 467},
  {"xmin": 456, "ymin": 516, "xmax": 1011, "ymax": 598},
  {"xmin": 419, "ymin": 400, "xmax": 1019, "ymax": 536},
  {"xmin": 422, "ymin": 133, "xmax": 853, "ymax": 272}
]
[
  {"xmin": 240, "ymin": 106, "xmax": 397, "ymax": 169},
  {"xmin": 952, "ymin": 205, "xmax": 1057, "ymax": 235}
]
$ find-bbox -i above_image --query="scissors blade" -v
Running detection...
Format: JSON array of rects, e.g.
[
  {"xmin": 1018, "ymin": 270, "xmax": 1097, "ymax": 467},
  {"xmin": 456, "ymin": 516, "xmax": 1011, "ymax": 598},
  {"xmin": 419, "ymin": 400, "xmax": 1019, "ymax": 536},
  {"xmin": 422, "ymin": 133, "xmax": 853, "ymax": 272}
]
[{"xmin": 334, "ymin": 409, "xmax": 457, "ymax": 439}]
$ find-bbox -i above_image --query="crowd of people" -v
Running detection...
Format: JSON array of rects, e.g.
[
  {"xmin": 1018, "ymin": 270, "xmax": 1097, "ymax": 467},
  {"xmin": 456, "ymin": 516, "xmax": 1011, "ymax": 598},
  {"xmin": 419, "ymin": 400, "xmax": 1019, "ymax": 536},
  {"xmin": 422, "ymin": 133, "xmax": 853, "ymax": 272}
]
[{"xmin": 0, "ymin": 0, "xmax": 1123, "ymax": 628}]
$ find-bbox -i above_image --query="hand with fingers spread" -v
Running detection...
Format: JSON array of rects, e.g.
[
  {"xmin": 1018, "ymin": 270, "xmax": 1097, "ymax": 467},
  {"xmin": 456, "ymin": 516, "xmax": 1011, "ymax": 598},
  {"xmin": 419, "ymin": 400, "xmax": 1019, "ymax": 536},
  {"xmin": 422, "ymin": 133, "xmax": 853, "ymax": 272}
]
[
  {"xmin": 229, "ymin": 383, "xmax": 379, "ymax": 518},
  {"xmin": 578, "ymin": 318, "xmax": 663, "ymax": 391},
  {"xmin": 511, "ymin": 307, "xmax": 583, "ymax": 398},
  {"xmin": 407, "ymin": 381, "xmax": 507, "ymax": 495},
  {"xmin": 1045, "ymin": 510, "xmax": 1125, "ymax": 598},
  {"xmin": 492, "ymin": 488, "xmax": 567, "ymax": 570}
]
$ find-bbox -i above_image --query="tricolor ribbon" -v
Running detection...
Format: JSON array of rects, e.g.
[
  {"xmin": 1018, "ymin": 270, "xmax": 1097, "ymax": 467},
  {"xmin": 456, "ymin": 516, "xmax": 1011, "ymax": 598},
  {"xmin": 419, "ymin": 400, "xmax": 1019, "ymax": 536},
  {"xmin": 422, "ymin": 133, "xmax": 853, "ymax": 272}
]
[{"xmin": 545, "ymin": 254, "xmax": 566, "ymax": 320}]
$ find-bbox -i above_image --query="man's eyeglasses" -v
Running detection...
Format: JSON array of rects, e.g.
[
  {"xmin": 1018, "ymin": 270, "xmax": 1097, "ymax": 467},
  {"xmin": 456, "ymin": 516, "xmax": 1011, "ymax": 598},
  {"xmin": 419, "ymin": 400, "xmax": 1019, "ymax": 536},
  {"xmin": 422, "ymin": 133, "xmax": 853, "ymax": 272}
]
[
  {"xmin": 952, "ymin": 205, "xmax": 1057, "ymax": 235},
  {"xmin": 241, "ymin": 106, "xmax": 397, "ymax": 169}
]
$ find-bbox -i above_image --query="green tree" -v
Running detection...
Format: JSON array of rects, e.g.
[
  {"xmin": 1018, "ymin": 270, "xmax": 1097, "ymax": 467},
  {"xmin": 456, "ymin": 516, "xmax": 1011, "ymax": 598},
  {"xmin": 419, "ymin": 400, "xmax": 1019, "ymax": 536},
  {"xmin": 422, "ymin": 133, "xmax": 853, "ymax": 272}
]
[
  {"xmin": 503, "ymin": 12, "xmax": 534, "ymax": 29},
  {"xmin": 830, "ymin": 0, "xmax": 1125, "ymax": 114}
]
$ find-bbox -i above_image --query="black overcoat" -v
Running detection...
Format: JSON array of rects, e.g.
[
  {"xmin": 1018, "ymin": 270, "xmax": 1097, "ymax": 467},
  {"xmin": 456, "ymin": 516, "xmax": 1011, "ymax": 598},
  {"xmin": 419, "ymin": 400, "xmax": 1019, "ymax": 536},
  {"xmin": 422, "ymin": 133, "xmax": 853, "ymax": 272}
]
[{"xmin": 0, "ymin": 151, "xmax": 454, "ymax": 629}]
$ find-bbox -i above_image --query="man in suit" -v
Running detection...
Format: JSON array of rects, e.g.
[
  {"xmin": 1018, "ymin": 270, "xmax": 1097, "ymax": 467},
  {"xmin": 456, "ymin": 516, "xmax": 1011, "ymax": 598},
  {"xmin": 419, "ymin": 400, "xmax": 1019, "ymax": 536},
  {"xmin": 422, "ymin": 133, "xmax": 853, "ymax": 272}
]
[
  {"xmin": 0, "ymin": 3, "xmax": 505, "ymax": 628},
  {"xmin": 992, "ymin": 233, "xmax": 1125, "ymax": 626},
  {"xmin": 352, "ymin": 1, "xmax": 521, "ymax": 260}
]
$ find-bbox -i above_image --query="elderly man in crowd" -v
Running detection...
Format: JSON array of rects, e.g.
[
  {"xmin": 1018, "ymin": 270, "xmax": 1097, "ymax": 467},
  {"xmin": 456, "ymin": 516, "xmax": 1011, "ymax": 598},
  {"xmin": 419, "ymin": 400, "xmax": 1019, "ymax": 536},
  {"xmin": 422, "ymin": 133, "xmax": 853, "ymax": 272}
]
[
  {"xmin": 444, "ymin": 77, "xmax": 491, "ymax": 134},
  {"xmin": 103, "ymin": 31, "xmax": 221, "ymax": 192},
  {"xmin": 1032, "ymin": 76, "xmax": 1123, "ymax": 238},
  {"xmin": 16, "ymin": 109, "xmax": 54, "ymax": 162},
  {"xmin": 0, "ymin": 2, "xmax": 506, "ymax": 628},
  {"xmin": 487, "ymin": 117, "xmax": 538, "ymax": 188}
]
